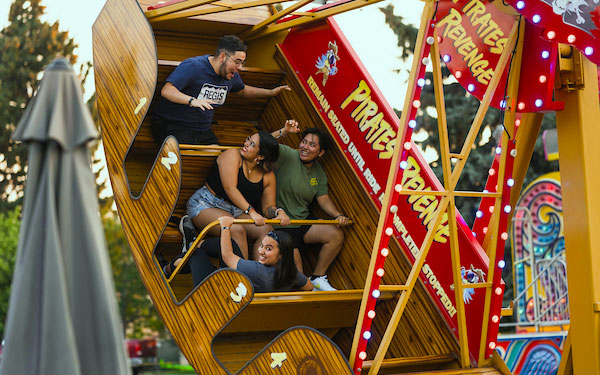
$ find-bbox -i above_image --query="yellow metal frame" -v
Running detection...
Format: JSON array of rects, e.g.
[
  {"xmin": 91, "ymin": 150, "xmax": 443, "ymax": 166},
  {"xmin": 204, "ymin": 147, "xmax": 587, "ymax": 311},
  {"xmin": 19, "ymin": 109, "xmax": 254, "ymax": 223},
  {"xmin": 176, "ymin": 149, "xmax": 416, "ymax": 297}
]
[
  {"xmin": 350, "ymin": 3, "xmax": 521, "ymax": 372},
  {"xmin": 554, "ymin": 52, "xmax": 600, "ymax": 375}
]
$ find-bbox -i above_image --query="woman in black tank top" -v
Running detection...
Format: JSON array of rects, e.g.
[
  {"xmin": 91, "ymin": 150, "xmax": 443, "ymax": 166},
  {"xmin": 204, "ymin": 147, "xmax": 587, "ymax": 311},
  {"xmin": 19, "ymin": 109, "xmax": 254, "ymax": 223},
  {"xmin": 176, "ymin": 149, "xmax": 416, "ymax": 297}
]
[{"xmin": 188, "ymin": 131, "xmax": 291, "ymax": 259}]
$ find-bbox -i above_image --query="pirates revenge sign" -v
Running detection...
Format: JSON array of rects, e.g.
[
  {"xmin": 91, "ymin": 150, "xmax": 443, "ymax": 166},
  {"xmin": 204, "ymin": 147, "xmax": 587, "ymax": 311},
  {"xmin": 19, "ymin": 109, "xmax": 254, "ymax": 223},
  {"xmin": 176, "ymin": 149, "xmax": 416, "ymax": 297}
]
[{"xmin": 280, "ymin": 18, "xmax": 501, "ymax": 362}]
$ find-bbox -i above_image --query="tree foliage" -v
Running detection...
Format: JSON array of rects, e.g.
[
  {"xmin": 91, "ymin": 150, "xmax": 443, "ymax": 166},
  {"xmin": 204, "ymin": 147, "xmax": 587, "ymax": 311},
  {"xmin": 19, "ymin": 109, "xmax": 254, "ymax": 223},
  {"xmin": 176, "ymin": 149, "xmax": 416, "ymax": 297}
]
[
  {"xmin": 0, "ymin": 0, "xmax": 163, "ymax": 339},
  {"xmin": 0, "ymin": 0, "xmax": 77, "ymax": 210},
  {"xmin": 0, "ymin": 207, "xmax": 20, "ymax": 338}
]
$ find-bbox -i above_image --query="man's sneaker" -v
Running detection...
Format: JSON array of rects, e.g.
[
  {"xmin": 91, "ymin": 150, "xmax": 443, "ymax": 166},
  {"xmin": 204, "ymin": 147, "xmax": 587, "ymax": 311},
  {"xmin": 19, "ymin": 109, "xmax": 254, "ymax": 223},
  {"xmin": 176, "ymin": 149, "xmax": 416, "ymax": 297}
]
[
  {"xmin": 311, "ymin": 275, "xmax": 337, "ymax": 291},
  {"xmin": 179, "ymin": 215, "xmax": 197, "ymax": 253}
]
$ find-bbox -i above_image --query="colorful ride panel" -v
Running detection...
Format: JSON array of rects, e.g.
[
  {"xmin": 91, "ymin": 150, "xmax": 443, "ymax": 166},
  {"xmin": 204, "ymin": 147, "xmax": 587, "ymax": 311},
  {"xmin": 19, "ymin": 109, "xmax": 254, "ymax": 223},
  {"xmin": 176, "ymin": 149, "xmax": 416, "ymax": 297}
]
[
  {"xmin": 496, "ymin": 332, "xmax": 567, "ymax": 375},
  {"xmin": 512, "ymin": 172, "xmax": 568, "ymax": 327}
]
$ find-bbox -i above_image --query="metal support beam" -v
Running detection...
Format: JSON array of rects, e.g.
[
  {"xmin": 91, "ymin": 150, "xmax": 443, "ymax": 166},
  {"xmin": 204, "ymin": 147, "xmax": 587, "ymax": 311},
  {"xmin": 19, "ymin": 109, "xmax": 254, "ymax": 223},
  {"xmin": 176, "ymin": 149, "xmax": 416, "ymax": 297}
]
[{"xmin": 555, "ymin": 52, "xmax": 600, "ymax": 375}]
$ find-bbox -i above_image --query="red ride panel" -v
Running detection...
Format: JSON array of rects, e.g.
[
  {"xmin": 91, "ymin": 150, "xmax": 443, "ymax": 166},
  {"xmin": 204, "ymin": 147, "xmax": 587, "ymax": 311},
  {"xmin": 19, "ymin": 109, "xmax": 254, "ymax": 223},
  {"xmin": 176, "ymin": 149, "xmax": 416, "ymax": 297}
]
[{"xmin": 280, "ymin": 18, "xmax": 504, "ymax": 363}]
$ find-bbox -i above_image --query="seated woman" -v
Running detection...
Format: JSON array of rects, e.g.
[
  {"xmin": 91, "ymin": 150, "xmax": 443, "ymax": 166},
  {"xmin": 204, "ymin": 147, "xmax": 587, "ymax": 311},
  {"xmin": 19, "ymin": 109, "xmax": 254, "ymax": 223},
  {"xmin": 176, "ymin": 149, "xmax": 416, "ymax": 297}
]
[
  {"xmin": 168, "ymin": 217, "xmax": 312, "ymax": 292},
  {"xmin": 185, "ymin": 131, "xmax": 290, "ymax": 259}
]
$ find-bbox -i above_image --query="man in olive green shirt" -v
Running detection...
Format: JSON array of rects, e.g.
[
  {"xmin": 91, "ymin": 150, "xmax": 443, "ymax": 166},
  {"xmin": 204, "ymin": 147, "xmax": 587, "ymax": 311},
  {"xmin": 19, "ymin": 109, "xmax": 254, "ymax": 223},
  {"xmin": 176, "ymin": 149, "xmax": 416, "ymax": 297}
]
[{"xmin": 267, "ymin": 122, "xmax": 350, "ymax": 291}]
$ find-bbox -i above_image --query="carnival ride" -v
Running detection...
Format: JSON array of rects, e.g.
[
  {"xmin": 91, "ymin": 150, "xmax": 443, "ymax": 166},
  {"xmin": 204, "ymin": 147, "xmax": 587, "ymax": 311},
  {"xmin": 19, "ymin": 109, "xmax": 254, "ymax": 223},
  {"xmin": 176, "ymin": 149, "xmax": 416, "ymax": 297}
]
[{"xmin": 92, "ymin": 0, "xmax": 600, "ymax": 374}]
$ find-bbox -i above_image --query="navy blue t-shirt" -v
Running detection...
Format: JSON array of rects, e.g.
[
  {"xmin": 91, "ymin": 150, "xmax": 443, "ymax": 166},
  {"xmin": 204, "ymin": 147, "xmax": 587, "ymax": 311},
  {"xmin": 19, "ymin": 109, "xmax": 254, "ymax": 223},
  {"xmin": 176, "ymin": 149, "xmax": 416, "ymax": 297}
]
[{"xmin": 153, "ymin": 55, "xmax": 245, "ymax": 130}]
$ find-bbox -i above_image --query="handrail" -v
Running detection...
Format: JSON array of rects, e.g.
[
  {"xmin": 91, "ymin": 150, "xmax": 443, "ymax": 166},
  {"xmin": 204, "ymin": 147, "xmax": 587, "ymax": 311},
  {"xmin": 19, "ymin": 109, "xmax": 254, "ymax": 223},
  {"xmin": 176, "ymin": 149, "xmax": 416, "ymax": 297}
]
[
  {"xmin": 179, "ymin": 144, "xmax": 237, "ymax": 151},
  {"xmin": 167, "ymin": 218, "xmax": 352, "ymax": 282}
]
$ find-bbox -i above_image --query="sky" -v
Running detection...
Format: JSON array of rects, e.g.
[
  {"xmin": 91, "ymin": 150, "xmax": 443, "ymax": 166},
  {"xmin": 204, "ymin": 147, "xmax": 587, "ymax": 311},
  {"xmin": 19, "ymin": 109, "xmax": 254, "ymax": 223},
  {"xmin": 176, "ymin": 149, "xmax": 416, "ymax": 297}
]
[{"xmin": 0, "ymin": 0, "xmax": 424, "ymax": 109}]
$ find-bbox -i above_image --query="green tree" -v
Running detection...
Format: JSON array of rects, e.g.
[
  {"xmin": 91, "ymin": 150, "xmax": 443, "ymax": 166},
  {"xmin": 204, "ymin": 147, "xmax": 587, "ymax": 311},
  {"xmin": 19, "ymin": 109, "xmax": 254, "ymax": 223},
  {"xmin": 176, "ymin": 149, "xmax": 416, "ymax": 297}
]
[
  {"xmin": 0, "ymin": 0, "xmax": 77, "ymax": 211},
  {"xmin": 0, "ymin": 207, "xmax": 21, "ymax": 338}
]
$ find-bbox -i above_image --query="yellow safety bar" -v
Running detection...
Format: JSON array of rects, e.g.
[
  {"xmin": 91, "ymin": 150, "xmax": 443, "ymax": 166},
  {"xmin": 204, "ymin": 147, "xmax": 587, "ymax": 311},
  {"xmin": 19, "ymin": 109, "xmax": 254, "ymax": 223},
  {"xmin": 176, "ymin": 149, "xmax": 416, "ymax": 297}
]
[{"xmin": 166, "ymin": 218, "xmax": 351, "ymax": 282}]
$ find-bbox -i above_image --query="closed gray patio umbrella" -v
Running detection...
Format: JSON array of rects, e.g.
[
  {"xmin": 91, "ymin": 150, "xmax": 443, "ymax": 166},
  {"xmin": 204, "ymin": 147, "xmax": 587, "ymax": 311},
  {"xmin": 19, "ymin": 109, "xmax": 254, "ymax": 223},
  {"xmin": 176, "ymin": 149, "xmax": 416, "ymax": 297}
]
[{"xmin": 0, "ymin": 57, "xmax": 131, "ymax": 375}]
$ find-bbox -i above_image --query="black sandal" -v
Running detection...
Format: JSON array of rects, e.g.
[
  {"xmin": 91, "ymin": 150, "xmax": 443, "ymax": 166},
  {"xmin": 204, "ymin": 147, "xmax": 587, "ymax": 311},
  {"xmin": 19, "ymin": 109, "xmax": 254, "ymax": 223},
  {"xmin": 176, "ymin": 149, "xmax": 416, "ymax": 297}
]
[{"xmin": 163, "ymin": 253, "xmax": 189, "ymax": 278}]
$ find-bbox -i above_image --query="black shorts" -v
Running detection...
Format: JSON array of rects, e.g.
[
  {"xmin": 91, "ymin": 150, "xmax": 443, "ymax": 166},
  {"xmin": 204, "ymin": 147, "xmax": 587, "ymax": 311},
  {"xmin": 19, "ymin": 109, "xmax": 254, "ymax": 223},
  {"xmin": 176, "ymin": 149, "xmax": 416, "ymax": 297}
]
[
  {"xmin": 152, "ymin": 116, "xmax": 219, "ymax": 145},
  {"xmin": 277, "ymin": 217, "xmax": 317, "ymax": 249}
]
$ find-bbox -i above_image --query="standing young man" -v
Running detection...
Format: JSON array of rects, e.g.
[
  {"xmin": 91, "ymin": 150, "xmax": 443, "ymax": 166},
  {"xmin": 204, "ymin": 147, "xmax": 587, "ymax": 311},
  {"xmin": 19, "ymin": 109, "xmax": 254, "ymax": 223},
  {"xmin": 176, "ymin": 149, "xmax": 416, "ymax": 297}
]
[
  {"xmin": 264, "ymin": 121, "xmax": 351, "ymax": 291},
  {"xmin": 152, "ymin": 35, "xmax": 290, "ymax": 145}
]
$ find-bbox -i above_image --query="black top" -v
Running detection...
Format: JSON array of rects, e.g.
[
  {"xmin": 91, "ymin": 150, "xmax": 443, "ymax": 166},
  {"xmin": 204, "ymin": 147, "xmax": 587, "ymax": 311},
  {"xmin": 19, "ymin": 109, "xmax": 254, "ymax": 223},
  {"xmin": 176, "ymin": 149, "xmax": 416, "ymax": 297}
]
[{"xmin": 205, "ymin": 162, "xmax": 264, "ymax": 214}]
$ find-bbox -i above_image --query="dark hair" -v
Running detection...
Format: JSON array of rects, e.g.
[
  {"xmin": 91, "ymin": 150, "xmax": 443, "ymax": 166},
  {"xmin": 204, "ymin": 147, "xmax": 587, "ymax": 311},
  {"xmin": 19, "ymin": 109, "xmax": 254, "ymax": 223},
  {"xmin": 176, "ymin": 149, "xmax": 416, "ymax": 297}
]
[
  {"xmin": 215, "ymin": 35, "xmax": 247, "ymax": 56},
  {"xmin": 257, "ymin": 131, "xmax": 279, "ymax": 172},
  {"xmin": 269, "ymin": 231, "xmax": 297, "ymax": 290},
  {"xmin": 302, "ymin": 127, "xmax": 330, "ymax": 154}
]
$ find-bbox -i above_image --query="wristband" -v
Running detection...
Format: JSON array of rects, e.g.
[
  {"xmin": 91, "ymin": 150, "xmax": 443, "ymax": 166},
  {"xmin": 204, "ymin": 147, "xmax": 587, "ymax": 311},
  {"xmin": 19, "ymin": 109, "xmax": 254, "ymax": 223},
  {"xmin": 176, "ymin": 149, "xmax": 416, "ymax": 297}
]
[
  {"xmin": 244, "ymin": 205, "xmax": 254, "ymax": 215},
  {"xmin": 277, "ymin": 129, "xmax": 284, "ymax": 139},
  {"xmin": 222, "ymin": 226, "xmax": 230, "ymax": 230},
  {"xmin": 275, "ymin": 208, "xmax": 284, "ymax": 216},
  {"xmin": 188, "ymin": 97, "xmax": 194, "ymax": 107}
]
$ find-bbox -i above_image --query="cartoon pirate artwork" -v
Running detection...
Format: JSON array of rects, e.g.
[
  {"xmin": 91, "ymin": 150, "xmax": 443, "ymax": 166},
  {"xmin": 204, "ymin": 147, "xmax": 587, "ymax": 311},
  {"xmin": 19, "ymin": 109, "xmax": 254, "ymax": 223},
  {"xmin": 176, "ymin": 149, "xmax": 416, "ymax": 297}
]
[
  {"xmin": 542, "ymin": 0, "xmax": 600, "ymax": 29},
  {"xmin": 315, "ymin": 41, "xmax": 340, "ymax": 86},
  {"xmin": 450, "ymin": 265, "xmax": 486, "ymax": 304}
]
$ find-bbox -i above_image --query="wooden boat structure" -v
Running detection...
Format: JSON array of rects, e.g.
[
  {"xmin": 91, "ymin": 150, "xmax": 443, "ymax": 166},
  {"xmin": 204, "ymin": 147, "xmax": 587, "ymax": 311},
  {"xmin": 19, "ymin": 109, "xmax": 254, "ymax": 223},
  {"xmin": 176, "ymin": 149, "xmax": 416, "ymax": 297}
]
[{"xmin": 92, "ymin": 0, "xmax": 600, "ymax": 374}]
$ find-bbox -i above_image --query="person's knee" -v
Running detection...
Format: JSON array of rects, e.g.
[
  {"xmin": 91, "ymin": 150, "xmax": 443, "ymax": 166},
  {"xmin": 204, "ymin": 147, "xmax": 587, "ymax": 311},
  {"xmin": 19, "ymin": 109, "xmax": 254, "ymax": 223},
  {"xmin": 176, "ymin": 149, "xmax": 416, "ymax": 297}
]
[
  {"xmin": 230, "ymin": 224, "xmax": 247, "ymax": 238},
  {"xmin": 330, "ymin": 227, "xmax": 344, "ymax": 245}
]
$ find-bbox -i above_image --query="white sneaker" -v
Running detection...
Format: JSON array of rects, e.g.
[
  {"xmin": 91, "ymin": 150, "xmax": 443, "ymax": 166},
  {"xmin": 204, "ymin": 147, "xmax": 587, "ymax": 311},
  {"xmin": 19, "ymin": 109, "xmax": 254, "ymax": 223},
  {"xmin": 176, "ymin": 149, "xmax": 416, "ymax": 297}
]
[{"xmin": 311, "ymin": 275, "xmax": 337, "ymax": 291}]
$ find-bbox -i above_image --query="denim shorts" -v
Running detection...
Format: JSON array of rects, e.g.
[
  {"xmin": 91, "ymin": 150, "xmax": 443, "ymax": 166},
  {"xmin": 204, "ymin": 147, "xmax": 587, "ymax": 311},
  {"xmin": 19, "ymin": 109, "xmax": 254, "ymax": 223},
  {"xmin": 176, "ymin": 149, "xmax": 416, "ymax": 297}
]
[{"xmin": 187, "ymin": 185, "xmax": 243, "ymax": 218}]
